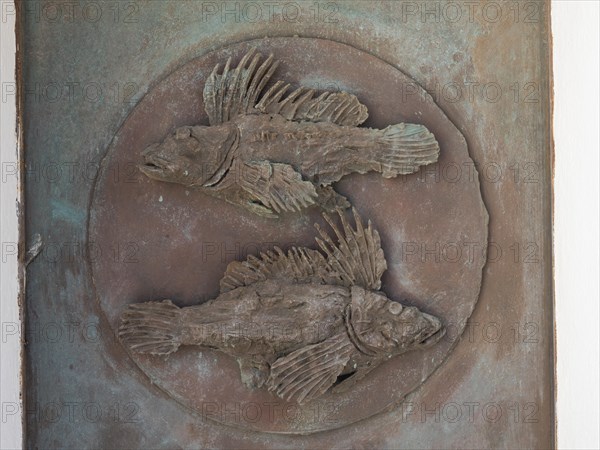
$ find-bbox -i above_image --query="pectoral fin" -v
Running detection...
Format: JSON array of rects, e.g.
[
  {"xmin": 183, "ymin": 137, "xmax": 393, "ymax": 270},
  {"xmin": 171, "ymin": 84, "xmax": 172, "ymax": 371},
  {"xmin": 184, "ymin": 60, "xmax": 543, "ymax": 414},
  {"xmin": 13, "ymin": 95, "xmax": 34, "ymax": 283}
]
[
  {"xmin": 267, "ymin": 333, "xmax": 353, "ymax": 404},
  {"xmin": 237, "ymin": 160, "xmax": 319, "ymax": 215}
]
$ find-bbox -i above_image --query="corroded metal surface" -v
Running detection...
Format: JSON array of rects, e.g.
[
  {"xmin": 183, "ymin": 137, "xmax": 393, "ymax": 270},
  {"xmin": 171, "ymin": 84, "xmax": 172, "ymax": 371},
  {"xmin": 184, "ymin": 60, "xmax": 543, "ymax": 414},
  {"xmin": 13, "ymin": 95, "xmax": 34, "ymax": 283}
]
[
  {"xmin": 89, "ymin": 38, "xmax": 487, "ymax": 433},
  {"xmin": 23, "ymin": 1, "xmax": 553, "ymax": 448}
]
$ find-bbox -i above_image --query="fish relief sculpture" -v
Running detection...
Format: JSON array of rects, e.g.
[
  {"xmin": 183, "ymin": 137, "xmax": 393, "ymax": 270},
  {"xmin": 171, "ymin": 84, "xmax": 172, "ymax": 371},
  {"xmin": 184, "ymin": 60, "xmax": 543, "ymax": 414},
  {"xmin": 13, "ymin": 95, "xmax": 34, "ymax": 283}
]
[
  {"xmin": 119, "ymin": 209, "xmax": 445, "ymax": 403},
  {"xmin": 139, "ymin": 49, "xmax": 440, "ymax": 217}
]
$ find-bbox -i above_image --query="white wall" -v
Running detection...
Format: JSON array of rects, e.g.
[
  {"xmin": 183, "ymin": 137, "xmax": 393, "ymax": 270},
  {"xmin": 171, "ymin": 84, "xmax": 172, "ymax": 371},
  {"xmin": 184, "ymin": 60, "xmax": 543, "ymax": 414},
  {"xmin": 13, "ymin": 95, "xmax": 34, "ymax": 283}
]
[
  {"xmin": 552, "ymin": 1, "xmax": 600, "ymax": 449},
  {"xmin": 0, "ymin": 1, "xmax": 23, "ymax": 449}
]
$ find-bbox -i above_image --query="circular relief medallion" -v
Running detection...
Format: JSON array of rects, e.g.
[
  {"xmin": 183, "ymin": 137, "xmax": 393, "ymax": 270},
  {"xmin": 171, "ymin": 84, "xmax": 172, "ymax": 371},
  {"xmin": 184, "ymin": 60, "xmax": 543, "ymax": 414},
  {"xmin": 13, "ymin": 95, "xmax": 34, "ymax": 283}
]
[{"xmin": 89, "ymin": 38, "xmax": 488, "ymax": 433}]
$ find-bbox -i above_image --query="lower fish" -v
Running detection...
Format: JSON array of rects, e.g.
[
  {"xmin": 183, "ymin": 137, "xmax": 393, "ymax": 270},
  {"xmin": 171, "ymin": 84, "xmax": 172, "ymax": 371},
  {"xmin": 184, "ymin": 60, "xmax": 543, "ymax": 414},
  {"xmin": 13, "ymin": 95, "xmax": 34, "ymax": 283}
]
[{"xmin": 119, "ymin": 209, "xmax": 445, "ymax": 403}]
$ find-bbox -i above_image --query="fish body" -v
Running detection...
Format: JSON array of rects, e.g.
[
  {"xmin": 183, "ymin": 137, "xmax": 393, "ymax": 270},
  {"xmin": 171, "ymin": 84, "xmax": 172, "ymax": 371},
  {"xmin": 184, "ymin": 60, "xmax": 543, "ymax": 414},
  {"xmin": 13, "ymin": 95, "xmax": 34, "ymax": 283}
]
[
  {"xmin": 139, "ymin": 49, "xmax": 440, "ymax": 217},
  {"xmin": 119, "ymin": 210, "xmax": 445, "ymax": 403},
  {"xmin": 235, "ymin": 114, "xmax": 422, "ymax": 184},
  {"xmin": 178, "ymin": 281, "xmax": 349, "ymax": 356}
]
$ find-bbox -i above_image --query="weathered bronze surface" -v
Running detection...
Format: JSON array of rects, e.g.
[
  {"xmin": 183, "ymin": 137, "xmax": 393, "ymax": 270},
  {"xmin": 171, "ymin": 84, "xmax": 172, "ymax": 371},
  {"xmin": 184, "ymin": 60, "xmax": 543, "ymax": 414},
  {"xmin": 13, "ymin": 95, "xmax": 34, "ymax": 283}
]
[
  {"xmin": 89, "ymin": 38, "xmax": 488, "ymax": 433},
  {"xmin": 139, "ymin": 49, "xmax": 439, "ymax": 217},
  {"xmin": 23, "ymin": 2, "xmax": 553, "ymax": 447},
  {"xmin": 119, "ymin": 209, "xmax": 445, "ymax": 403}
]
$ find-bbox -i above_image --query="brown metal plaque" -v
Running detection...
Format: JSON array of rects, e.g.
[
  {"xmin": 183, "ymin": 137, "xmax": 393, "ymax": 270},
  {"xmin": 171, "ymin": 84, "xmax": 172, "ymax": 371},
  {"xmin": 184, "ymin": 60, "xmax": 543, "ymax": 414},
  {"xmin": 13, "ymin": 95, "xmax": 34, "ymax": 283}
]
[
  {"xmin": 22, "ymin": 1, "xmax": 553, "ymax": 448},
  {"xmin": 89, "ymin": 38, "xmax": 487, "ymax": 433}
]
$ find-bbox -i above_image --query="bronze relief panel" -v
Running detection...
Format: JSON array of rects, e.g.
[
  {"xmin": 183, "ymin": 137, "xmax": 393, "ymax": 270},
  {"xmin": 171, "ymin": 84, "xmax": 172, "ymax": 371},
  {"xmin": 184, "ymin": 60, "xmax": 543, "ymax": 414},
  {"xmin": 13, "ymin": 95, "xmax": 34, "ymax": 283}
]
[
  {"xmin": 22, "ymin": 2, "xmax": 552, "ymax": 447},
  {"xmin": 89, "ymin": 39, "xmax": 488, "ymax": 433}
]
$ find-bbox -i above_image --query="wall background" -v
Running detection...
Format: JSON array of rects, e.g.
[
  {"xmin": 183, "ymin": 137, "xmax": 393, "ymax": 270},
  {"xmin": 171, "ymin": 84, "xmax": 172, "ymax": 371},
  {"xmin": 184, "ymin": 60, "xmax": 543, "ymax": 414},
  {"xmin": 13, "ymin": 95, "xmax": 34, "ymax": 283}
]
[
  {"xmin": 552, "ymin": 2, "xmax": 600, "ymax": 449},
  {"xmin": 0, "ymin": 0, "xmax": 22, "ymax": 448}
]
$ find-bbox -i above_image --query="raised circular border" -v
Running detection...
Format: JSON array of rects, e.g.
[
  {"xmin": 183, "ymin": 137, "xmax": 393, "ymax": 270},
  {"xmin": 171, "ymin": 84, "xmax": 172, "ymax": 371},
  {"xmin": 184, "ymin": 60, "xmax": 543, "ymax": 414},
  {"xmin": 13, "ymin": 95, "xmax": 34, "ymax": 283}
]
[{"xmin": 88, "ymin": 37, "xmax": 489, "ymax": 434}]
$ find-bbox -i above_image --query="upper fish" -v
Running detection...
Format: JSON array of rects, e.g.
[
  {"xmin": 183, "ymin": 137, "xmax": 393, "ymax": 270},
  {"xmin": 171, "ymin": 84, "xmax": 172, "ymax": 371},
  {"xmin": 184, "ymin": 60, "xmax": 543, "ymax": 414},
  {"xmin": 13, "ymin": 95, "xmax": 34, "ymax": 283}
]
[{"xmin": 139, "ymin": 48, "xmax": 440, "ymax": 217}]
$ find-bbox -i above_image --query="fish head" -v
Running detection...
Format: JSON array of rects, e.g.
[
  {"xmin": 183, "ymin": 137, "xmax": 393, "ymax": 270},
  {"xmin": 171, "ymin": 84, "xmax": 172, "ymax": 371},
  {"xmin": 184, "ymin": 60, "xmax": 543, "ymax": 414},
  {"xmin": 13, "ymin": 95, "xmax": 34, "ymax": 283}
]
[
  {"xmin": 139, "ymin": 124, "xmax": 237, "ymax": 187},
  {"xmin": 348, "ymin": 286, "xmax": 445, "ymax": 357}
]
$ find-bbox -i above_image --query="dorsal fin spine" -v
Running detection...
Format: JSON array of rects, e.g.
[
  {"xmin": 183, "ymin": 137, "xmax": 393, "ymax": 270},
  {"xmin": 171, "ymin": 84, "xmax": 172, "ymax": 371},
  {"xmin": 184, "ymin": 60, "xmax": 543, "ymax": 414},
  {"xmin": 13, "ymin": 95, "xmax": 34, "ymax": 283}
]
[
  {"xmin": 320, "ymin": 215, "xmax": 359, "ymax": 280},
  {"xmin": 340, "ymin": 212, "xmax": 370, "ymax": 285},
  {"xmin": 251, "ymin": 57, "xmax": 278, "ymax": 106},
  {"xmin": 241, "ymin": 54, "xmax": 260, "ymax": 100}
]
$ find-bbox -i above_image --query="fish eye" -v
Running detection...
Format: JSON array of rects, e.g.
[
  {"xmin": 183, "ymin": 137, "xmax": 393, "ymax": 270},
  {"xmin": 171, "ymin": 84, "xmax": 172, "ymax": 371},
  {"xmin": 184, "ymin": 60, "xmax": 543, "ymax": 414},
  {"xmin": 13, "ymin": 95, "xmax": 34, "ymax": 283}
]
[
  {"xmin": 401, "ymin": 306, "xmax": 418, "ymax": 319},
  {"xmin": 380, "ymin": 323, "xmax": 399, "ymax": 345},
  {"xmin": 388, "ymin": 302, "xmax": 403, "ymax": 315}
]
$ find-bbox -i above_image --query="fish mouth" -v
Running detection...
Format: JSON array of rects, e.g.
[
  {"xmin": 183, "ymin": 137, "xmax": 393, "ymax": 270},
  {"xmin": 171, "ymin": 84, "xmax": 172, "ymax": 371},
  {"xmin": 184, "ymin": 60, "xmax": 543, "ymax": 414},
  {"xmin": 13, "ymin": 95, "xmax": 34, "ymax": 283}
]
[
  {"xmin": 419, "ymin": 326, "xmax": 446, "ymax": 347},
  {"xmin": 417, "ymin": 312, "xmax": 445, "ymax": 347},
  {"xmin": 138, "ymin": 161, "xmax": 165, "ymax": 178},
  {"xmin": 138, "ymin": 150, "xmax": 172, "ymax": 180},
  {"xmin": 138, "ymin": 142, "xmax": 171, "ymax": 179}
]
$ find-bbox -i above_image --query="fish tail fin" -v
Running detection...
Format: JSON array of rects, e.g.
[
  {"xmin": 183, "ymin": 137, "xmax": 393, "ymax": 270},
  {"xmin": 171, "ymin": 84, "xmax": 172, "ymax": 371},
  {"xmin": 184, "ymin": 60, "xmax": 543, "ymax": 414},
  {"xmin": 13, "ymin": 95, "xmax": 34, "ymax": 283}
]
[
  {"xmin": 118, "ymin": 300, "xmax": 182, "ymax": 355},
  {"xmin": 372, "ymin": 123, "xmax": 440, "ymax": 178}
]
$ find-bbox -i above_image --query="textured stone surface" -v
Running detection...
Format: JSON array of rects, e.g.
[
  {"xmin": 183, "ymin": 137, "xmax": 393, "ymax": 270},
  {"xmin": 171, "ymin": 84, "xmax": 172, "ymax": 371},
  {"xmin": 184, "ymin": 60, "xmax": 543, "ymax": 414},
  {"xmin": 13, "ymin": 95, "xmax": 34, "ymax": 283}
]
[{"xmin": 22, "ymin": 1, "xmax": 553, "ymax": 447}]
